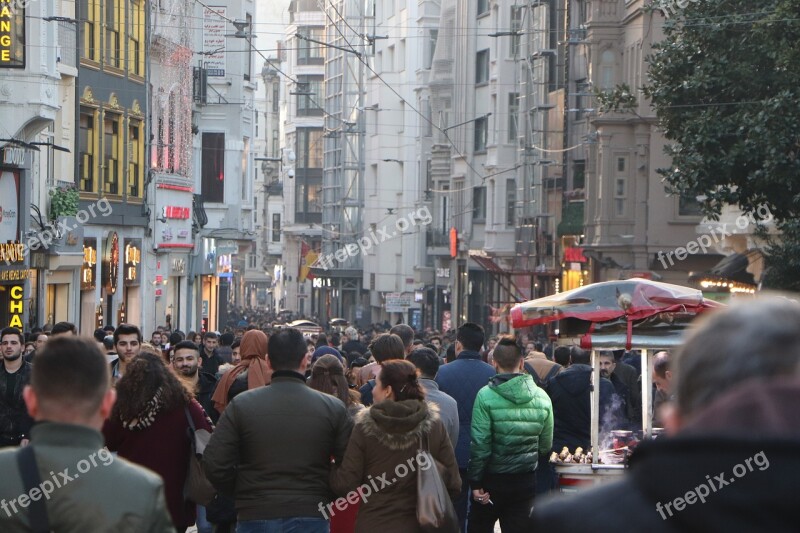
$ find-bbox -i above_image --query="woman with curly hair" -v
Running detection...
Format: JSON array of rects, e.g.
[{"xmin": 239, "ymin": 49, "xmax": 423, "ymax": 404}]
[
  {"xmin": 331, "ymin": 360, "xmax": 461, "ymax": 533},
  {"xmin": 103, "ymin": 352, "xmax": 213, "ymax": 532}
]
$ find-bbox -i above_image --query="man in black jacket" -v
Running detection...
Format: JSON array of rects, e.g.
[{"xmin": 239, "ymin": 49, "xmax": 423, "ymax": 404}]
[
  {"xmin": 0, "ymin": 327, "xmax": 33, "ymax": 447},
  {"xmin": 535, "ymin": 297, "xmax": 800, "ymax": 532},
  {"xmin": 171, "ymin": 340, "xmax": 219, "ymax": 424},
  {"xmin": 204, "ymin": 328, "xmax": 352, "ymax": 531}
]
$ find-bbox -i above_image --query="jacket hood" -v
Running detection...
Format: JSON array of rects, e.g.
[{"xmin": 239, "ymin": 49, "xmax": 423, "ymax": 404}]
[
  {"xmin": 359, "ymin": 399, "xmax": 439, "ymax": 450},
  {"xmin": 488, "ymin": 373, "xmax": 535, "ymax": 404},
  {"xmin": 551, "ymin": 364, "xmax": 591, "ymax": 395}
]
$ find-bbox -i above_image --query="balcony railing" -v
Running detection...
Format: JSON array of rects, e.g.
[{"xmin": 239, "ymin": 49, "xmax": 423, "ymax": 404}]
[
  {"xmin": 58, "ymin": 21, "xmax": 77, "ymax": 68},
  {"xmin": 426, "ymin": 227, "xmax": 449, "ymax": 247}
]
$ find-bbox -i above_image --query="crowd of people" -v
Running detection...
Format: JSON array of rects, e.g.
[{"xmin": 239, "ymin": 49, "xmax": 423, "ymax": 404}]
[{"xmin": 0, "ymin": 296, "xmax": 798, "ymax": 532}]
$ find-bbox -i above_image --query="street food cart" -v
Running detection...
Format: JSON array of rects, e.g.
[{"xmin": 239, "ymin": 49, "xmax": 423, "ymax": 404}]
[{"xmin": 510, "ymin": 278, "xmax": 723, "ymax": 491}]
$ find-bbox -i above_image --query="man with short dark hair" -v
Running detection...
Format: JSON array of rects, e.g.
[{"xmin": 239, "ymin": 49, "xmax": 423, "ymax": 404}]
[
  {"xmin": 408, "ymin": 347, "xmax": 459, "ymax": 449},
  {"xmin": 389, "ymin": 323, "xmax": 415, "ymax": 356},
  {"xmin": 0, "ymin": 327, "xmax": 32, "ymax": 447},
  {"xmin": 50, "ymin": 322, "xmax": 77, "ymax": 337},
  {"xmin": 171, "ymin": 341, "xmax": 219, "ymax": 424},
  {"xmin": 204, "ymin": 328, "xmax": 353, "ymax": 531},
  {"xmin": 547, "ymin": 347, "xmax": 617, "ymax": 453},
  {"xmin": 358, "ymin": 333, "xmax": 406, "ymax": 406},
  {"xmin": 435, "ymin": 322, "xmax": 496, "ymax": 531},
  {"xmin": 200, "ymin": 331, "xmax": 223, "ymax": 375},
  {"xmin": 0, "ymin": 336, "xmax": 173, "ymax": 531},
  {"xmin": 469, "ymin": 336, "xmax": 552, "ymax": 532},
  {"xmin": 111, "ymin": 324, "xmax": 142, "ymax": 383}
]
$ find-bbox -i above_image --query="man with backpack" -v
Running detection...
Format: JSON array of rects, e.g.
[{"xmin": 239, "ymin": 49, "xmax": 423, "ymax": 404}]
[{"xmin": 524, "ymin": 344, "xmax": 562, "ymax": 391}]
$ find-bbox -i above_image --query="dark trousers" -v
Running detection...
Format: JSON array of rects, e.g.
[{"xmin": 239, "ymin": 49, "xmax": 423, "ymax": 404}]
[
  {"xmin": 454, "ymin": 468, "xmax": 471, "ymax": 532},
  {"xmin": 467, "ymin": 481, "xmax": 535, "ymax": 533}
]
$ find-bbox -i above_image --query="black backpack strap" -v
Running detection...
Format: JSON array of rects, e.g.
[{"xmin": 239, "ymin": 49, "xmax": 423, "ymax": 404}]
[
  {"xmin": 544, "ymin": 363, "xmax": 561, "ymax": 382},
  {"xmin": 16, "ymin": 446, "xmax": 50, "ymax": 533}
]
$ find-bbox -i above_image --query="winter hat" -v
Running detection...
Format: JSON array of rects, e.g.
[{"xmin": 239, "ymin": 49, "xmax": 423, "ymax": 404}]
[{"xmin": 312, "ymin": 346, "xmax": 344, "ymax": 365}]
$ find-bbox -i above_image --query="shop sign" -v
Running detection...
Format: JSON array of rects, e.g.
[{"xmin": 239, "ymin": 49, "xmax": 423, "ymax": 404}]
[
  {"xmin": 385, "ymin": 292, "xmax": 412, "ymax": 312},
  {"xmin": 81, "ymin": 240, "xmax": 97, "ymax": 290},
  {"xmin": 0, "ymin": 269, "xmax": 28, "ymax": 281},
  {"xmin": 162, "ymin": 206, "xmax": 191, "ymax": 219},
  {"xmin": 8, "ymin": 284, "xmax": 22, "ymax": 327},
  {"xmin": 2, "ymin": 147, "xmax": 24, "ymax": 165},
  {"xmin": 124, "ymin": 240, "xmax": 141, "ymax": 286},
  {"xmin": 172, "ymin": 258, "xmax": 186, "ymax": 275},
  {"xmin": 0, "ymin": 170, "xmax": 20, "ymax": 242},
  {"xmin": 102, "ymin": 232, "xmax": 119, "ymax": 294},
  {"xmin": 0, "ymin": 1, "xmax": 24, "ymax": 69},
  {"xmin": 0, "ymin": 242, "xmax": 23, "ymax": 263}
]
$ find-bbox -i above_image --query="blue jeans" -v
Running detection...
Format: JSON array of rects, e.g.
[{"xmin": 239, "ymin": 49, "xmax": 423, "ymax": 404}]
[
  {"xmin": 195, "ymin": 505, "xmax": 213, "ymax": 533},
  {"xmin": 236, "ymin": 518, "xmax": 329, "ymax": 533}
]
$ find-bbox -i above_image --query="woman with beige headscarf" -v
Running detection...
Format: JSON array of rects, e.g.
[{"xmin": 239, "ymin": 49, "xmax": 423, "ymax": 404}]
[{"xmin": 211, "ymin": 330, "xmax": 271, "ymax": 413}]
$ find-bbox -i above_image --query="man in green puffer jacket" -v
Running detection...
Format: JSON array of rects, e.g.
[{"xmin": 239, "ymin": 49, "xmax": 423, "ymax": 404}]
[{"xmin": 468, "ymin": 335, "xmax": 553, "ymax": 533}]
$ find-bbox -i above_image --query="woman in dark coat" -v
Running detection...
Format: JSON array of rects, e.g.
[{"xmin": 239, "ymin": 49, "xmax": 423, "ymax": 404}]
[
  {"xmin": 103, "ymin": 352, "xmax": 213, "ymax": 532},
  {"xmin": 331, "ymin": 360, "xmax": 461, "ymax": 533}
]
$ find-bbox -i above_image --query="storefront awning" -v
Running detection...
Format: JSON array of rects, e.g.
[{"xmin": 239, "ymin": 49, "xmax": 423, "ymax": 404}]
[{"xmin": 688, "ymin": 253, "xmax": 756, "ymax": 288}]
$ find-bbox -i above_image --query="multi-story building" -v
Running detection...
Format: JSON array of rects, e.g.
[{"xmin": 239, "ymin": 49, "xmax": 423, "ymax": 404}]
[
  {"xmin": 361, "ymin": 0, "xmax": 429, "ymax": 328},
  {"xmin": 76, "ymin": 0, "xmax": 149, "ymax": 332},
  {"xmin": 190, "ymin": 0, "xmax": 256, "ymax": 331},
  {"xmin": 145, "ymin": 0, "xmax": 195, "ymax": 333},
  {"xmin": 0, "ymin": 2, "xmax": 69, "ymax": 329},
  {"xmin": 578, "ymin": 0, "xmax": 717, "ymax": 285},
  {"xmin": 425, "ymin": 0, "xmax": 564, "ymax": 333},
  {"xmin": 280, "ymin": 0, "xmax": 325, "ymax": 319},
  {"xmin": 245, "ymin": 58, "xmax": 282, "ymax": 311}
]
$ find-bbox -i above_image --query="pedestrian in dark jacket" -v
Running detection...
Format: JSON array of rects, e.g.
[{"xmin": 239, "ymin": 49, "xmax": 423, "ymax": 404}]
[
  {"xmin": 103, "ymin": 352, "xmax": 213, "ymax": 531},
  {"xmin": 171, "ymin": 340, "xmax": 220, "ymax": 424},
  {"xmin": 434, "ymin": 322, "xmax": 496, "ymax": 530},
  {"xmin": 358, "ymin": 333, "xmax": 405, "ymax": 406},
  {"xmin": 407, "ymin": 347, "xmax": 460, "ymax": 450},
  {"xmin": 0, "ymin": 337, "xmax": 174, "ymax": 532},
  {"xmin": 203, "ymin": 328, "xmax": 353, "ymax": 532},
  {"xmin": 469, "ymin": 335, "xmax": 553, "ymax": 532},
  {"xmin": 547, "ymin": 348, "xmax": 616, "ymax": 452},
  {"xmin": 0, "ymin": 327, "xmax": 33, "ymax": 447},
  {"xmin": 331, "ymin": 360, "xmax": 461, "ymax": 533}
]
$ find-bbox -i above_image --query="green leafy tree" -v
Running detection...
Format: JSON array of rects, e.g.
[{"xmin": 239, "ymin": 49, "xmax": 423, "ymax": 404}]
[{"xmin": 644, "ymin": 0, "xmax": 800, "ymax": 288}]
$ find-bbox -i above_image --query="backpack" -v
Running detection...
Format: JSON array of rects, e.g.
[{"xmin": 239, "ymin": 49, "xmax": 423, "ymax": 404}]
[{"xmin": 524, "ymin": 361, "xmax": 560, "ymax": 392}]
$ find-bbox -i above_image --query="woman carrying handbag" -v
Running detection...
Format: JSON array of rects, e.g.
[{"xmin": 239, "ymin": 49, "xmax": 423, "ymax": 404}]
[{"xmin": 330, "ymin": 360, "xmax": 461, "ymax": 533}]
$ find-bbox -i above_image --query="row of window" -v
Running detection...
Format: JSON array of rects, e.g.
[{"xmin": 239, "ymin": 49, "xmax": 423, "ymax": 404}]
[
  {"xmin": 82, "ymin": 0, "xmax": 145, "ymax": 76},
  {"xmin": 79, "ymin": 108, "xmax": 144, "ymax": 198}
]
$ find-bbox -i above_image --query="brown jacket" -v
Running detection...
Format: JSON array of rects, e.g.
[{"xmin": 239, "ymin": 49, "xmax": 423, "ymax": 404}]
[
  {"xmin": 524, "ymin": 352, "xmax": 562, "ymax": 383},
  {"xmin": 331, "ymin": 400, "xmax": 461, "ymax": 533}
]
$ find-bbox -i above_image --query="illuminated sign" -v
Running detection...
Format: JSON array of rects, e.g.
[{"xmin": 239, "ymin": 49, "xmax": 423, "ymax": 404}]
[
  {"xmin": 162, "ymin": 206, "xmax": 191, "ymax": 219},
  {"xmin": 103, "ymin": 232, "xmax": 119, "ymax": 294},
  {"xmin": 0, "ymin": 269, "xmax": 29, "ymax": 281},
  {"xmin": 0, "ymin": 242, "xmax": 23, "ymax": 263},
  {"xmin": 0, "ymin": 1, "xmax": 25, "ymax": 69},
  {"xmin": 82, "ymin": 241, "xmax": 97, "ymax": 291},
  {"xmin": 124, "ymin": 241, "xmax": 141, "ymax": 285},
  {"xmin": 8, "ymin": 284, "xmax": 22, "ymax": 328}
]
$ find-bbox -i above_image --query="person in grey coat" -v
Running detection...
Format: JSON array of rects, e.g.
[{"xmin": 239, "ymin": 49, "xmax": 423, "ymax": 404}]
[
  {"xmin": 408, "ymin": 347, "xmax": 459, "ymax": 450},
  {"xmin": 0, "ymin": 336, "xmax": 173, "ymax": 532}
]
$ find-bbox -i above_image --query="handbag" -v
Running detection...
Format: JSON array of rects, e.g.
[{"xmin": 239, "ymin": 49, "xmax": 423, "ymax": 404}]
[
  {"xmin": 184, "ymin": 405, "xmax": 217, "ymax": 506},
  {"xmin": 417, "ymin": 433, "xmax": 459, "ymax": 533}
]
